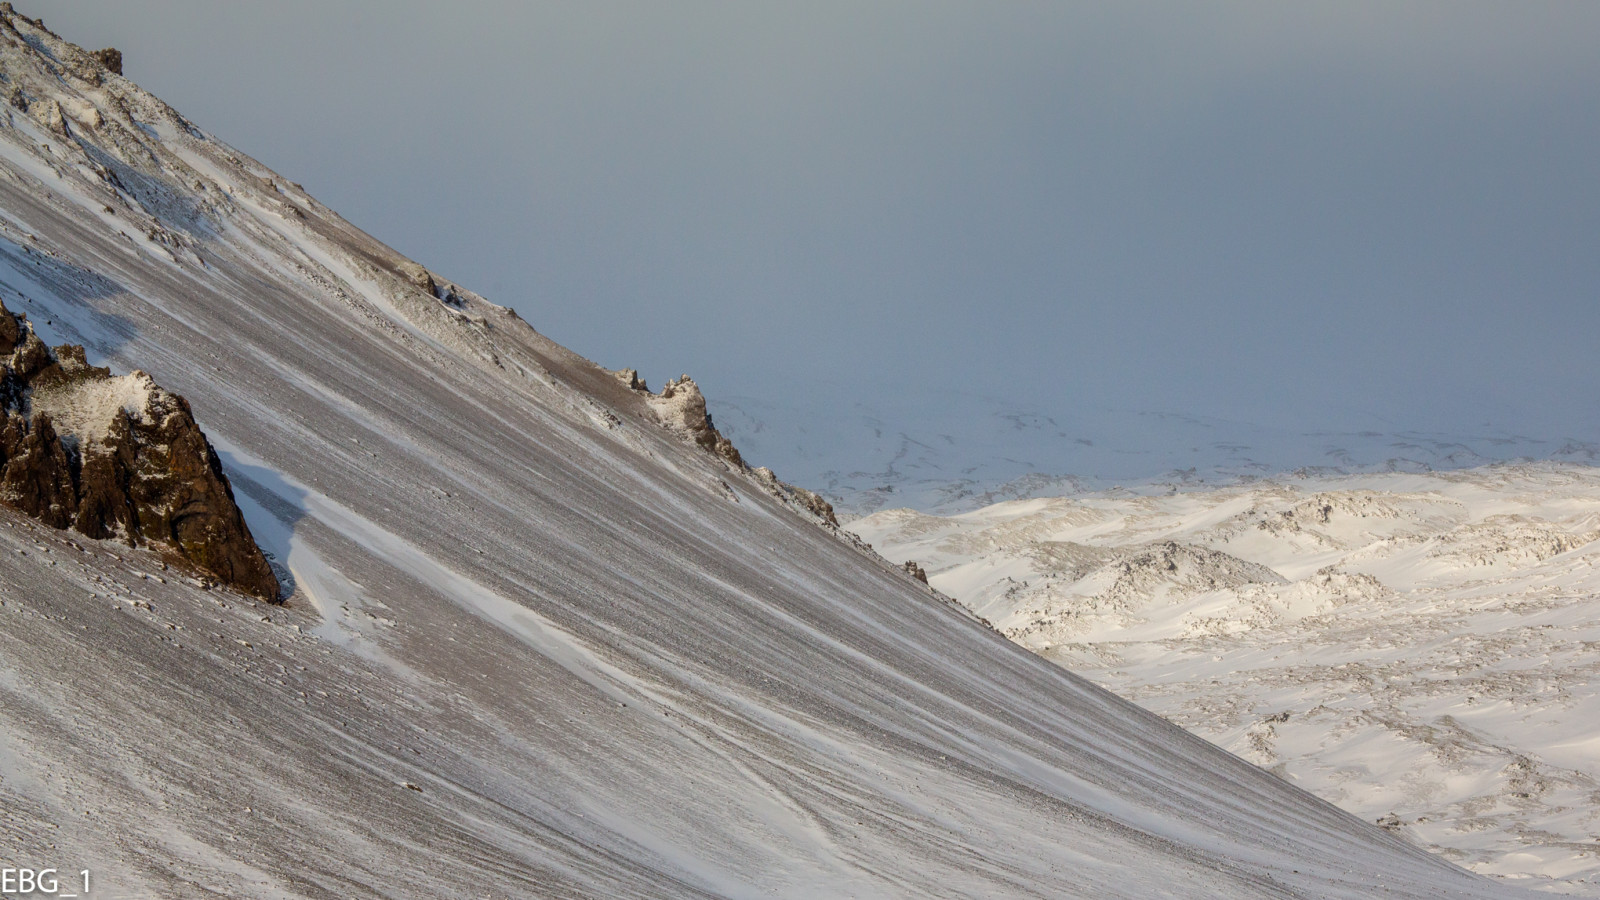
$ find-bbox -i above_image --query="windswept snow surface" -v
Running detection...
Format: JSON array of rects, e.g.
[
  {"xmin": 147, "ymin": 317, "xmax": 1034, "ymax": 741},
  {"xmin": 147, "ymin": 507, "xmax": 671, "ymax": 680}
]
[
  {"xmin": 852, "ymin": 465, "xmax": 1600, "ymax": 895},
  {"xmin": 0, "ymin": 15, "xmax": 1532, "ymax": 898}
]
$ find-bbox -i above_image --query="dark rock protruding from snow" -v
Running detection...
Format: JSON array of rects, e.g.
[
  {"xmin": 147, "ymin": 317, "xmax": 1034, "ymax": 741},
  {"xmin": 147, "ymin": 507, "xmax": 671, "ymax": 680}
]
[
  {"xmin": 1097, "ymin": 541, "xmax": 1287, "ymax": 608},
  {"xmin": 0, "ymin": 301, "xmax": 279, "ymax": 601},
  {"xmin": 902, "ymin": 560, "xmax": 930, "ymax": 584},
  {"xmin": 782, "ymin": 481, "xmax": 838, "ymax": 527},
  {"xmin": 90, "ymin": 47, "xmax": 121, "ymax": 75}
]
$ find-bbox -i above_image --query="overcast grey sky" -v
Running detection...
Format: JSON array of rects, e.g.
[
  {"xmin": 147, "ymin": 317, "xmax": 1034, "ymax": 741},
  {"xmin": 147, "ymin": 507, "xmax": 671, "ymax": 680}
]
[{"xmin": 38, "ymin": 2, "xmax": 1600, "ymax": 444}]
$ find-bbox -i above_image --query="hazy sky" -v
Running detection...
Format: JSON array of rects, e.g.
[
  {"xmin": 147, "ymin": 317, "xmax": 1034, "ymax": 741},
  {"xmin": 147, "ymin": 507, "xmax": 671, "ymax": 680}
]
[{"xmin": 39, "ymin": 2, "xmax": 1600, "ymax": 443}]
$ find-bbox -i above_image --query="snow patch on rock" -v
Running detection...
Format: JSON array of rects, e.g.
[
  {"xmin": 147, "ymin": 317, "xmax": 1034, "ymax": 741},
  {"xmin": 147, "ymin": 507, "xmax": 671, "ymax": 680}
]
[{"xmin": 29, "ymin": 367, "xmax": 156, "ymax": 445}]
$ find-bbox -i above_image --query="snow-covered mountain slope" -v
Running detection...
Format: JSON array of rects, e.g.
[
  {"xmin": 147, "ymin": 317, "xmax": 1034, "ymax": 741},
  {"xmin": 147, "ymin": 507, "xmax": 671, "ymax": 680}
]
[
  {"xmin": 0, "ymin": 11, "xmax": 1533, "ymax": 898},
  {"xmin": 851, "ymin": 463, "xmax": 1600, "ymax": 895},
  {"xmin": 710, "ymin": 389, "xmax": 1600, "ymax": 516}
]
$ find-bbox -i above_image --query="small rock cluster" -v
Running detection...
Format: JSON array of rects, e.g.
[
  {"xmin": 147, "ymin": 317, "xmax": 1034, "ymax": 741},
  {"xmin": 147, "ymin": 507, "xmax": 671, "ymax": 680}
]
[
  {"xmin": 615, "ymin": 368, "xmax": 842, "ymax": 528},
  {"xmin": 751, "ymin": 466, "xmax": 840, "ymax": 528},
  {"xmin": 0, "ymin": 300, "xmax": 279, "ymax": 600}
]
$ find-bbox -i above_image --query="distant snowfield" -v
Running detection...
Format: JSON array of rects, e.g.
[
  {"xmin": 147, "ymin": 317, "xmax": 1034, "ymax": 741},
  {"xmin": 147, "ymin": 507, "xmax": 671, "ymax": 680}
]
[
  {"xmin": 710, "ymin": 391, "xmax": 1600, "ymax": 516},
  {"xmin": 852, "ymin": 463, "xmax": 1600, "ymax": 895}
]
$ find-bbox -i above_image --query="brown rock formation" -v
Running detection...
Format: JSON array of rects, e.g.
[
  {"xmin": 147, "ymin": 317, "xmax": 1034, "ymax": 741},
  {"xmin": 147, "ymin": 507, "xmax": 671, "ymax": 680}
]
[
  {"xmin": 90, "ymin": 47, "xmax": 121, "ymax": 76},
  {"xmin": 785, "ymin": 482, "xmax": 839, "ymax": 528},
  {"xmin": 751, "ymin": 466, "xmax": 840, "ymax": 528},
  {"xmin": 0, "ymin": 300, "xmax": 279, "ymax": 601},
  {"xmin": 0, "ymin": 411, "xmax": 76, "ymax": 527},
  {"xmin": 647, "ymin": 374, "xmax": 744, "ymax": 468},
  {"xmin": 612, "ymin": 368, "xmax": 648, "ymax": 392},
  {"xmin": 625, "ymin": 371, "xmax": 840, "ymax": 527},
  {"xmin": 397, "ymin": 260, "xmax": 437, "ymax": 297}
]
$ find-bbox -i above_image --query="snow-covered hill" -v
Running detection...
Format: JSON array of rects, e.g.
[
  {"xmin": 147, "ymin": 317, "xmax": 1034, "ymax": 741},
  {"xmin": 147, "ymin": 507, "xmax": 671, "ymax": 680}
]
[
  {"xmin": 0, "ymin": 10, "xmax": 1537, "ymax": 897},
  {"xmin": 710, "ymin": 389, "xmax": 1600, "ymax": 516},
  {"xmin": 851, "ymin": 463, "xmax": 1600, "ymax": 894}
]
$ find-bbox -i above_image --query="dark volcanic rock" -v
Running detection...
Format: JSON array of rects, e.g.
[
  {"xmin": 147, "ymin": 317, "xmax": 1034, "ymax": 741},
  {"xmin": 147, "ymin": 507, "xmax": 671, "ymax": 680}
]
[
  {"xmin": 0, "ymin": 300, "xmax": 279, "ymax": 601},
  {"xmin": 1, "ymin": 411, "xmax": 77, "ymax": 527},
  {"xmin": 90, "ymin": 47, "xmax": 121, "ymax": 76}
]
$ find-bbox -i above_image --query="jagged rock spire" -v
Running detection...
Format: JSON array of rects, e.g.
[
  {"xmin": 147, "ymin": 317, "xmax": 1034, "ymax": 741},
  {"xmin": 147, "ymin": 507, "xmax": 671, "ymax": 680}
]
[{"xmin": 0, "ymin": 300, "xmax": 279, "ymax": 601}]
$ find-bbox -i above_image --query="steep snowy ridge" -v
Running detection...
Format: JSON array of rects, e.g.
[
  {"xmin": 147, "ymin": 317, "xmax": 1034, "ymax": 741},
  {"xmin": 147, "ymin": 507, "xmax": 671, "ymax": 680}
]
[
  {"xmin": 0, "ymin": 11, "xmax": 1532, "ymax": 898},
  {"xmin": 853, "ymin": 464, "xmax": 1600, "ymax": 894}
]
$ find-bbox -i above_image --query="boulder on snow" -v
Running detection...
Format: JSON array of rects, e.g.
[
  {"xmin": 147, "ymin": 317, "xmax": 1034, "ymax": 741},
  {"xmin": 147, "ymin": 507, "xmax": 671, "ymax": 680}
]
[
  {"xmin": 0, "ymin": 300, "xmax": 279, "ymax": 601},
  {"xmin": 29, "ymin": 96, "xmax": 65, "ymax": 134}
]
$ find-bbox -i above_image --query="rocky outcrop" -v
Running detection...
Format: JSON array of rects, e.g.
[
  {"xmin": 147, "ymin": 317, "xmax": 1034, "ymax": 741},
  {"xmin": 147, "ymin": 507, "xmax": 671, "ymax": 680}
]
[
  {"xmin": 1095, "ymin": 541, "xmax": 1286, "ymax": 610},
  {"xmin": 90, "ymin": 47, "xmax": 121, "ymax": 76},
  {"xmin": 646, "ymin": 374, "xmax": 744, "ymax": 468},
  {"xmin": 612, "ymin": 368, "xmax": 648, "ymax": 392},
  {"xmin": 782, "ymin": 482, "xmax": 838, "ymax": 528},
  {"xmin": 0, "ymin": 300, "xmax": 279, "ymax": 601},
  {"xmin": 752, "ymin": 466, "xmax": 840, "ymax": 528},
  {"xmin": 619, "ymin": 370, "xmax": 840, "ymax": 527},
  {"xmin": 397, "ymin": 260, "xmax": 437, "ymax": 298},
  {"xmin": 0, "ymin": 411, "xmax": 75, "ymax": 526}
]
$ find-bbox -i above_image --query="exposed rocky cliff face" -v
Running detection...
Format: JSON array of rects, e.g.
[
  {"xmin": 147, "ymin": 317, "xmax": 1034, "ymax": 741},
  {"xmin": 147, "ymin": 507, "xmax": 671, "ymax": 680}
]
[{"xmin": 0, "ymin": 300, "xmax": 278, "ymax": 600}]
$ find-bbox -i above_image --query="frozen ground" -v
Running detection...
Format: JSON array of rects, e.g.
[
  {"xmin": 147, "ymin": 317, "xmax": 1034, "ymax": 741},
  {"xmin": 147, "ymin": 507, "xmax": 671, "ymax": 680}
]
[
  {"xmin": 852, "ymin": 464, "xmax": 1600, "ymax": 895},
  {"xmin": 0, "ymin": 11, "xmax": 1540, "ymax": 898}
]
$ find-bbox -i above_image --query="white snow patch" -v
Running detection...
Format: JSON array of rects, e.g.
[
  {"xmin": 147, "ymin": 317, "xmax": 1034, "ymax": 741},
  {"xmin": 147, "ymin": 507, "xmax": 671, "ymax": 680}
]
[{"xmin": 28, "ymin": 370, "xmax": 156, "ymax": 444}]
